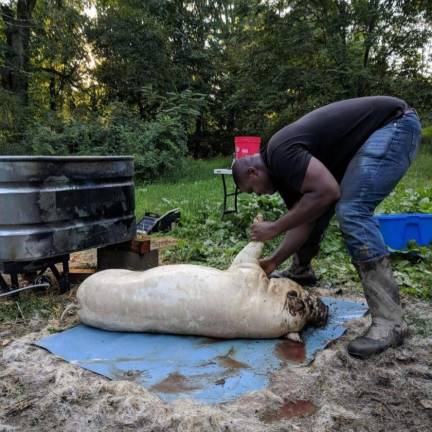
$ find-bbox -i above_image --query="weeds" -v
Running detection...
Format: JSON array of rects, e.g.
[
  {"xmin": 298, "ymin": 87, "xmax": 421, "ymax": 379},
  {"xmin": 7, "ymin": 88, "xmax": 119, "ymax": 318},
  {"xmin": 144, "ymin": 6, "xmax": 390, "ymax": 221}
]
[
  {"xmin": 153, "ymin": 153, "xmax": 432, "ymax": 300},
  {"xmin": 2, "ymin": 152, "xmax": 431, "ymax": 324}
]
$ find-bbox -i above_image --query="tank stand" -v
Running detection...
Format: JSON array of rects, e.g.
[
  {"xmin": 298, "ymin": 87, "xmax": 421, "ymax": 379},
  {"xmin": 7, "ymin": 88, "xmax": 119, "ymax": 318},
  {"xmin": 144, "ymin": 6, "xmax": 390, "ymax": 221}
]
[{"xmin": 0, "ymin": 254, "xmax": 71, "ymax": 294}]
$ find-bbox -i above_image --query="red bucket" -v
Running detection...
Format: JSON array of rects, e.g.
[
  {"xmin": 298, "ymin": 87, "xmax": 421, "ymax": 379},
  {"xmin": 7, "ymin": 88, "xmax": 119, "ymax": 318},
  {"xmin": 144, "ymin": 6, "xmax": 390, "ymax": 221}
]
[{"xmin": 234, "ymin": 136, "xmax": 261, "ymax": 159}]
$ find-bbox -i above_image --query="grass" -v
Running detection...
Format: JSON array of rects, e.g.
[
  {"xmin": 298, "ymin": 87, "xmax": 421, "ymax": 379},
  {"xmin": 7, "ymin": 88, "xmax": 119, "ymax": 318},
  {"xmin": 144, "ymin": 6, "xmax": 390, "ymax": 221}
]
[
  {"xmin": 1, "ymin": 148, "xmax": 431, "ymax": 324},
  {"xmin": 135, "ymin": 148, "xmax": 432, "ymax": 220},
  {"xmin": 135, "ymin": 156, "xmax": 235, "ymax": 219},
  {"xmin": 393, "ymin": 146, "xmax": 432, "ymax": 188},
  {"xmin": 134, "ymin": 147, "xmax": 432, "ymax": 301},
  {"xmin": 0, "ymin": 293, "xmax": 65, "ymax": 322}
]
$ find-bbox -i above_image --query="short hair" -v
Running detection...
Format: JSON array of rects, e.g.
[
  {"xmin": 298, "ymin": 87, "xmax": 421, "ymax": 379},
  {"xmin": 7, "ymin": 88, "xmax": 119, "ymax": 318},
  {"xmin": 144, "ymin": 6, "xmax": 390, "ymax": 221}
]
[{"xmin": 232, "ymin": 159, "xmax": 245, "ymax": 188}]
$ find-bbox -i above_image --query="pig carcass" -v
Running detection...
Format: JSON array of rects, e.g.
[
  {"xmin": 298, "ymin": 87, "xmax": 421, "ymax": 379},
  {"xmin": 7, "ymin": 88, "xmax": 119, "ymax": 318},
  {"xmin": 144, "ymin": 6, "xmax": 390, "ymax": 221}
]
[{"xmin": 77, "ymin": 240, "xmax": 328, "ymax": 339}]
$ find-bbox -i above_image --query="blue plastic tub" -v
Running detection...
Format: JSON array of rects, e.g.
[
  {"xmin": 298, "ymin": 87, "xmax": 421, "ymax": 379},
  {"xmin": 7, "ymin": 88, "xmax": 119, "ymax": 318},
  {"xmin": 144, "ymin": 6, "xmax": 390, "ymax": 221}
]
[{"xmin": 374, "ymin": 213, "xmax": 432, "ymax": 250}]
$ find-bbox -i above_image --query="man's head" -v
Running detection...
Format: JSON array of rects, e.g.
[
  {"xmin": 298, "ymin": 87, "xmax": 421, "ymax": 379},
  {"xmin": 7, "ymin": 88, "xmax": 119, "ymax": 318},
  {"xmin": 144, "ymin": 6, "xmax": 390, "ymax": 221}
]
[{"xmin": 232, "ymin": 154, "xmax": 276, "ymax": 195}]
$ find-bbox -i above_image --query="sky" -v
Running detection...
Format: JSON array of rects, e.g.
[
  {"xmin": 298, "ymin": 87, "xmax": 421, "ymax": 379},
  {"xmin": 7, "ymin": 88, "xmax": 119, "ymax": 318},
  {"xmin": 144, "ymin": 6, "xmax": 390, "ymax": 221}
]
[{"xmin": 84, "ymin": 4, "xmax": 97, "ymax": 18}]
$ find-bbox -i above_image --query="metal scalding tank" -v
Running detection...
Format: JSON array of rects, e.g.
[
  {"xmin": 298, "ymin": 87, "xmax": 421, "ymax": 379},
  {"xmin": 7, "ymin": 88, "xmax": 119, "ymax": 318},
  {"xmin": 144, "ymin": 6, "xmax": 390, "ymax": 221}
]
[{"xmin": 0, "ymin": 156, "xmax": 136, "ymax": 292}]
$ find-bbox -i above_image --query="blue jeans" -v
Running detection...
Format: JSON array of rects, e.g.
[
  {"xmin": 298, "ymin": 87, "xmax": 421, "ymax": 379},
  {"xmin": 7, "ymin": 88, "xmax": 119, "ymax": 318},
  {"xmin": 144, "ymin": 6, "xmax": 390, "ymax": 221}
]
[{"xmin": 335, "ymin": 111, "xmax": 422, "ymax": 262}]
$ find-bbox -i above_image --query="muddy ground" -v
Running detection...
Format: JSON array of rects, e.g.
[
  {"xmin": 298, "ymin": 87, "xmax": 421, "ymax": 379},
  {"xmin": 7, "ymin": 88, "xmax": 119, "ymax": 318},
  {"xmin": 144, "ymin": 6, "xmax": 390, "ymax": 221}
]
[{"xmin": 1, "ymin": 286, "xmax": 431, "ymax": 432}]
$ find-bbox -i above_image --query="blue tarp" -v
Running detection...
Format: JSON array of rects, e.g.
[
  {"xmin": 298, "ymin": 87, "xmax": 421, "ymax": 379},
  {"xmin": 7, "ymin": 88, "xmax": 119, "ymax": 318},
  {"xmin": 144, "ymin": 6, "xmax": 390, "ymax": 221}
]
[{"xmin": 36, "ymin": 297, "xmax": 367, "ymax": 404}]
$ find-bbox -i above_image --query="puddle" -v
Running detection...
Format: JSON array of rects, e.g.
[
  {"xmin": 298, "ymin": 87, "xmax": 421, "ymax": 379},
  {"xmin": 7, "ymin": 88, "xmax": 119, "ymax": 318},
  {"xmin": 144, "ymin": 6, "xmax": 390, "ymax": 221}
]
[
  {"xmin": 275, "ymin": 340, "xmax": 306, "ymax": 363},
  {"xmin": 261, "ymin": 400, "xmax": 317, "ymax": 423}
]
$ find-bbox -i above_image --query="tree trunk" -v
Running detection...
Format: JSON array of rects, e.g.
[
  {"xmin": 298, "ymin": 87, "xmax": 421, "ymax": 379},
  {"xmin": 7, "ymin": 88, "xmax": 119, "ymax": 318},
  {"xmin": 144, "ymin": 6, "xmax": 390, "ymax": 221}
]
[
  {"xmin": 192, "ymin": 115, "xmax": 203, "ymax": 158},
  {"xmin": 1, "ymin": 0, "xmax": 38, "ymax": 105},
  {"xmin": 49, "ymin": 76, "xmax": 57, "ymax": 111}
]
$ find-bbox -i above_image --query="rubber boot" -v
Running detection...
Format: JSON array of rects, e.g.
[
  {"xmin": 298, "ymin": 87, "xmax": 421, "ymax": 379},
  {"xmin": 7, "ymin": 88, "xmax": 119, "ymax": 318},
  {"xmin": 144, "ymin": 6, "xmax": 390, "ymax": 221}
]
[
  {"xmin": 348, "ymin": 256, "xmax": 407, "ymax": 359},
  {"xmin": 270, "ymin": 247, "xmax": 319, "ymax": 286}
]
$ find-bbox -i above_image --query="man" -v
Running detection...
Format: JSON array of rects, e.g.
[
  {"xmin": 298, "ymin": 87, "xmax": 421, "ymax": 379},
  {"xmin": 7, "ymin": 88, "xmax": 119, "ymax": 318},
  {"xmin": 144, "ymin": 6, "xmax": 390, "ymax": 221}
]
[{"xmin": 232, "ymin": 96, "xmax": 421, "ymax": 359}]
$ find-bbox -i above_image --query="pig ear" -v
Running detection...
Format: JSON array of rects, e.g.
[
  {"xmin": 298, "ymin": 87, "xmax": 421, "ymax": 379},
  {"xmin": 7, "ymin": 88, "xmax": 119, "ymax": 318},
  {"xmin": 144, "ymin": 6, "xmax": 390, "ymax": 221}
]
[{"xmin": 285, "ymin": 332, "xmax": 303, "ymax": 343}]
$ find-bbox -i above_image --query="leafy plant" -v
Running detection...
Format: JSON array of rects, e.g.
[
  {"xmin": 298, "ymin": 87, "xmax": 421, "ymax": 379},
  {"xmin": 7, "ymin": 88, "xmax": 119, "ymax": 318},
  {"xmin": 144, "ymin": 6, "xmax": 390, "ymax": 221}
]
[
  {"xmin": 422, "ymin": 125, "xmax": 432, "ymax": 149},
  {"xmin": 378, "ymin": 186, "xmax": 432, "ymax": 214},
  {"xmin": 23, "ymin": 91, "xmax": 206, "ymax": 179},
  {"xmin": 164, "ymin": 190, "xmax": 432, "ymax": 300}
]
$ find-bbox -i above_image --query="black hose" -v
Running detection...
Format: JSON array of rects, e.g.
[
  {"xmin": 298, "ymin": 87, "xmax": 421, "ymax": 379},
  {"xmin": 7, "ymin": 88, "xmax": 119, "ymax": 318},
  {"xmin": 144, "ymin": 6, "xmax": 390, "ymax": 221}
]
[{"xmin": 0, "ymin": 283, "xmax": 50, "ymax": 298}]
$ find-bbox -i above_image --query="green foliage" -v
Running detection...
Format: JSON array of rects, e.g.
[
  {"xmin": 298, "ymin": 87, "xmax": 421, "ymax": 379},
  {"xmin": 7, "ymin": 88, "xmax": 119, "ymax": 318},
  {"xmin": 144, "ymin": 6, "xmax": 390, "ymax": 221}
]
[
  {"xmin": 161, "ymin": 189, "xmax": 431, "ymax": 300},
  {"xmin": 314, "ymin": 220, "xmax": 358, "ymax": 286},
  {"xmin": 87, "ymin": 0, "xmax": 174, "ymax": 109},
  {"xmin": 134, "ymin": 155, "xmax": 431, "ymax": 301},
  {"xmin": 164, "ymin": 194, "xmax": 286, "ymax": 269},
  {"xmin": 31, "ymin": 0, "xmax": 89, "ymax": 113},
  {"xmin": 0, "ymin": 293, "xmax": 64, "ymax": 323},
  {"xmin": 391, "ymin": 246, "xmax": 432, "ymax": 299},
  {"xmin": 0, "ymin": 89, "xmax": 30, "ymax": 154},
  {"xmin": 24, "ymin": 90, "xmax": 206, "ymax": 179},
  {"xmin": 422, "ymin": 125, "xmax": 432, "ymax": 149},
  {"xmin": 378, "ymin": 186, "xmax": 432, "ymax": 214},
  {"xmin": 120, "ymin": 113, "xmax": 188, "ymax": 178},
  {"xmin": 2, "ymin": 1, "xmax": 432, "ymax": 158},
  {"xmin": 423, "ymin": 126, "xmax": 432, "ymax": 138},
  {"xmin": 218, "ymin": 0, "xmax": 432, "ymax": 138},
  {"xmin": 23, "ymin": 113, "xmax": 97, "ymax": 155}
]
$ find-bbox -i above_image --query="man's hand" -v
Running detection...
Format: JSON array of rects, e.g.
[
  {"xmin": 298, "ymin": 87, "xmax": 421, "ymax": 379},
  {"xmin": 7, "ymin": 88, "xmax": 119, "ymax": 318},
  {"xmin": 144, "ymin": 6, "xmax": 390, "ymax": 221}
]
[
  {"xmin": 259, "ymin": 257, "xmax": 277, "ymax": 275},
  {"xmin": 250, "ymin": 220, "xmax": 279, "ymax": 242}
]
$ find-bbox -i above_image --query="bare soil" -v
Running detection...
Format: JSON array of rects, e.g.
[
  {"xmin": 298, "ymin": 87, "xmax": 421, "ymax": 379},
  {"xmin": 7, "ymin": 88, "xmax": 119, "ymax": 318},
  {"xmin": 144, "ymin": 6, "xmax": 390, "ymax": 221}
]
[{"xmin": 1, "ymin": 289, "xmax": 431, "ymax": 432}]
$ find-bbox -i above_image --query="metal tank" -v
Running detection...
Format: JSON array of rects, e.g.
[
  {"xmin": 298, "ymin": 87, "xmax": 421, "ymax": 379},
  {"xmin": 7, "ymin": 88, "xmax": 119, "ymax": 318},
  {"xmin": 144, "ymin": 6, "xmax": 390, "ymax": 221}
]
[{"xmin": 0, "ymin": 156, "xmax": 136, "ymax": 262}]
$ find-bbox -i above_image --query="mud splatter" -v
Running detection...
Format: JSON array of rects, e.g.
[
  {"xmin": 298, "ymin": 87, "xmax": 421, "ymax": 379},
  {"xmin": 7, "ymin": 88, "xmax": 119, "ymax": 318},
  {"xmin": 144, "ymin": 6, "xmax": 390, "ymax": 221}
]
[
  {"xmin": 217, "ymin": 347, "xmax": 250, "ymax": 369},
  {"xmin": 151, "ymin": 373, "xmax": 201, "ymax": 393}
]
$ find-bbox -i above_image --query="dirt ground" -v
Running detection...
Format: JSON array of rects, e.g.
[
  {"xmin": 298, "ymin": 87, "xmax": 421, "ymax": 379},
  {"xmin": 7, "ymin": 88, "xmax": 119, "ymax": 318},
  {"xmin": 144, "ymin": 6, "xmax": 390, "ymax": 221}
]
[{"xmin": 1, "ymin": 286, "xmax": 431, "ymax": 432}]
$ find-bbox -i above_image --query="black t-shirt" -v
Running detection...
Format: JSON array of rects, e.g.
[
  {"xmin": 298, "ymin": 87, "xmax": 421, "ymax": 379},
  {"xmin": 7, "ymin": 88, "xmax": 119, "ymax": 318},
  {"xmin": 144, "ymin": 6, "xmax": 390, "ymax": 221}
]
[{"xmin": 261, "ymin": 96, "xmax": 408, "ymax": 208}]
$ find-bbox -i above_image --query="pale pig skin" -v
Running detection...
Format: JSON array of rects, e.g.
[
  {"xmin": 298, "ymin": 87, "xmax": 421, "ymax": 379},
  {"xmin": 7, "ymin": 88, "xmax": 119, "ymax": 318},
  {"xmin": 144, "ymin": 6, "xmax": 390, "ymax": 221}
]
[{"xmin": 77, "ymin": 241, "xmax": 328, "ymax": 339}]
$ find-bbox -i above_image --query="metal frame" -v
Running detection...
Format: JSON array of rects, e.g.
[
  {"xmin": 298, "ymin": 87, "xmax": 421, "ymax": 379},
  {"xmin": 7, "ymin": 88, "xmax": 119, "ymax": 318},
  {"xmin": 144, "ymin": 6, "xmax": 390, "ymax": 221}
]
[
  {"xmin": 0, "ymin": 254, "xmax": 71, "ymax": 294},
  {"xmin": 214, "ymin": 169, "xmax": 239, "ymax": 218}
]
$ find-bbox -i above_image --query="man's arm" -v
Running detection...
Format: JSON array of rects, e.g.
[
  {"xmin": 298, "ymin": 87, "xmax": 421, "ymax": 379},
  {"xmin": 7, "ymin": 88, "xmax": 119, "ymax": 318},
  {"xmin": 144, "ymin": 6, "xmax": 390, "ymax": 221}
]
[
  {"xmin": 259, "ymin": 223, "xmax": 313, "ymax": 274},
  {"xmin": 251, "ymin": 157, "xmax": 340, "ymax": 241}
]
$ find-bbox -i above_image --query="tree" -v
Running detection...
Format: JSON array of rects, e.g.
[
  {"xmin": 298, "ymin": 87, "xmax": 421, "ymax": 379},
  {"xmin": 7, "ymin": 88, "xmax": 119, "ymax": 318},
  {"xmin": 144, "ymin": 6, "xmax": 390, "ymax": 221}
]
[
  {"xmin": 31, "ymin": 0, "xmax": 89, "ymax": 112},
  {"xmin": 1, "ymin": 0, "xmax": 432, "ymax": 157},
  {"xmin": 224, "ymin": 0, "xmax": 432, "ymax": 138},
  {"xmin": 87, "ymin": 0, "xmax": 174, "ymax": 119},
  {"xmin": 1, "ymin": 0, "xmax": 37, "ymax": 104}
]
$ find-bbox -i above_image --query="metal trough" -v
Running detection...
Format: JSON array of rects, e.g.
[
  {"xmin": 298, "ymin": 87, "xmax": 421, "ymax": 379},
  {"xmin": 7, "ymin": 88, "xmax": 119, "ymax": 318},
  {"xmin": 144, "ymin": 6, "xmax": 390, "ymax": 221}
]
[{"xmin": 0, "ymin": 156, "xmax": 136, "ymax": 291}]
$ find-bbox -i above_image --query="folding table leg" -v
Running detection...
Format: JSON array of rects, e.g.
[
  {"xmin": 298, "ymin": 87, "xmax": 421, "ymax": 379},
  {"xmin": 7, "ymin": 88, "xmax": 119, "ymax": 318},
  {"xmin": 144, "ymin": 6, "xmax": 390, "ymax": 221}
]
[
  {"xmin": 220, "ymin": 175, "xmax": 240, "ymax": 218},
  {"xmin": 234, "ymin": 186, "xmax": 239, "ymax": 213},
  {"xmin": 221, "ymin": 174, "xmax": 229, "ymax": 217}
]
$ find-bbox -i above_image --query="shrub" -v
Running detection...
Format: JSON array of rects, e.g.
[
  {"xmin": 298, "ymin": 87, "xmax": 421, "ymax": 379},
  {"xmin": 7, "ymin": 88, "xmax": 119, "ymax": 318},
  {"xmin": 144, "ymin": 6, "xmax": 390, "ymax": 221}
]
[
  {"xmin": 22, "ymin": 90, "xmax": 206, "ymax": 179},
  {"xmin": 0, "ymin": 89, "xmax": 31, "ymax": 154},
  {"xmin": 422, "ymin": 125, "xmax": 432, "ymax": 150}
]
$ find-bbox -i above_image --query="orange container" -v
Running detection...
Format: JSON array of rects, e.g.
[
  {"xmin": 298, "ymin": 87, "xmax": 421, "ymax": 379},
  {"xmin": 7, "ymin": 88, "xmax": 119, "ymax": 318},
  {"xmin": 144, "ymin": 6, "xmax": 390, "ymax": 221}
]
[{"xmin": 234, "ymin": 136, "xmax": 261, "ymax": 159}]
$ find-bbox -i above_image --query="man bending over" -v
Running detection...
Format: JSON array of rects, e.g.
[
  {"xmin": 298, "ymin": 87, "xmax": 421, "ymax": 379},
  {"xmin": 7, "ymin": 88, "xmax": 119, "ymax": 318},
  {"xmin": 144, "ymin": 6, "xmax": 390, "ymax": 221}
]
[{"xmin": 232, "ymin": 96, "xmax": 421, "ymax": 359}]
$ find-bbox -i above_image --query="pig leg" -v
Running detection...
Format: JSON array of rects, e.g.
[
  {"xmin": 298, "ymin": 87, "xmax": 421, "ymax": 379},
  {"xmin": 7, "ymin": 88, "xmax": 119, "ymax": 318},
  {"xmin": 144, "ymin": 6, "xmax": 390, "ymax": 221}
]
[{"xmin": 229, "ymin": 241, "xmax": 264, "ymax": 269}]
